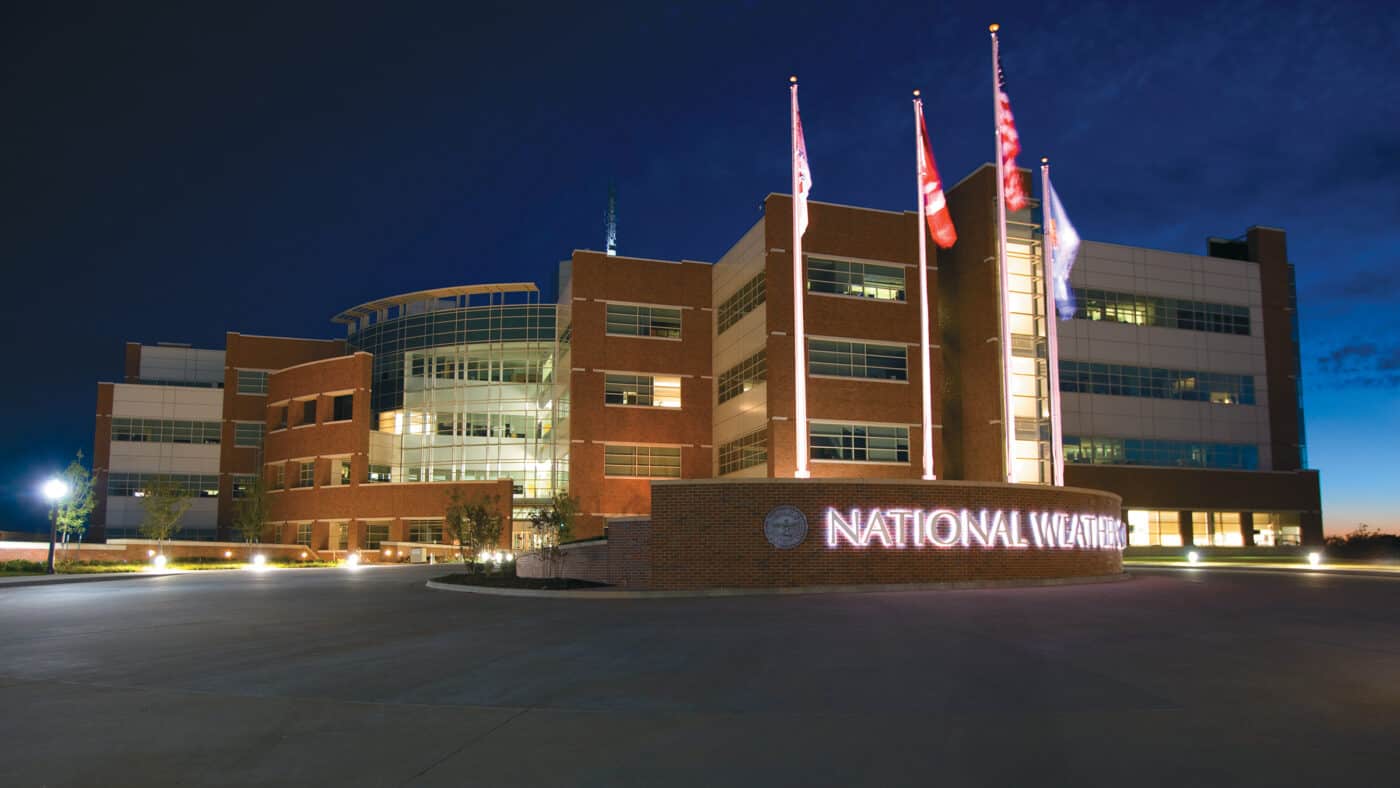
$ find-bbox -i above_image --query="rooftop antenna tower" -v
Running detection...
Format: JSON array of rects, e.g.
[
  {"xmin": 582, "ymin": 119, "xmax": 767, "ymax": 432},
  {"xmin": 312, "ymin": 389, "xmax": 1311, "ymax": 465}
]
[{"xmin": 605, "ymin": 182, "xmax": 618, "ymax": 256}]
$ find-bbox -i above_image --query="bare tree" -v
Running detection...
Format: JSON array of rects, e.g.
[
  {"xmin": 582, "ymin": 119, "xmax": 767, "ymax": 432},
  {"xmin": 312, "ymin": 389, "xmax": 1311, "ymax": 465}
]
[
  {"xmin": 55, "ymin": 451, "xmax": 96, "ymax": 562},
  {"xmin": 138, "ymin": 475, "xmax": 192, "ymax": 556},
  {"xmin": 232, "ymin": 475, "xmax": 270, "ymax": 554},
  {"xmin": 528, "ymin": 493, "xmax": 578, "ymax": 578}
]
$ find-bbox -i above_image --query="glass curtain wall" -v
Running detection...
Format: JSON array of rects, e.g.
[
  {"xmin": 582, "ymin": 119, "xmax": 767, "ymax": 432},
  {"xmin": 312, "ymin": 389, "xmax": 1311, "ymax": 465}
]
[
  {"xmin": 1009, "ymin": 203, "xmax": 1051, "ymax": 484},
  {"xmin": 345, "ymin": 289, "xmax": 563, "ymax": 507}
]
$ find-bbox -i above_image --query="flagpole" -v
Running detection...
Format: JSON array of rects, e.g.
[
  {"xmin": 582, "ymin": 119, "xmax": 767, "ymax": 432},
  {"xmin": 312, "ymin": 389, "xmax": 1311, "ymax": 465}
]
[
  {"xmin": 791, "ymin": 76, "xmax": 811, "ymax": 479},
  {"xmin": 1041, "ymin": 157, "xmax": 1065, "ymax": 486},
  {"xmin": 990, "ymin": 23, "xmax": 1017, "ymax": 484},
  {"xmin": 914, "ymin": 91, "xmax": 936, "ymax": 480}
]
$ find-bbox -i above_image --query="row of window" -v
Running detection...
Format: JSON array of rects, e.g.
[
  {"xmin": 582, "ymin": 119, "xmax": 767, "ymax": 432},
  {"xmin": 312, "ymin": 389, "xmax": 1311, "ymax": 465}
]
[
  {"xmin": 1072, "ymin": 288, "xmax": 1251, "ymax": 335},
  {"xmin": 139, "ymin": 378, "xmax": 223, "ymax": 389},
  {"xmin": 718, "ymin": 351, "xmax": 767, "ymax": 404},
  {"xmin": 1064, "ymin": 436, "xmax": 1259, "ymax": 470},
  {"xmin": 604, "ymin": 374, "xmax": 682, "ymax": 408},
  {"xmin": 408, "ymin": 355, "xmax": 549, "ymax": 384},
  {"xmin": 717, "ymin": 272, "xmax": 766, "ymax": 334},
  {"xmin": 234, "ymin": 422, "xmax": 265, "ymax": 448},
  {"xmin": 107, "ymin": 473, "xmax": 220, "ymax": 498},
  {"xmin": 605, "ymin": 304, "xmax": 682, "ymax": 339},
  {"xmin": 1059, "ymin": 361, "xmax": 1255, "ymax": 405},
  {"xmin": 719, "ymin": 428, "xmax": 767, "ymax": 475},
  {"xmin": 236, "ymin": 370, "xmax": 269, "ymax": 395},
  {"xmin": 810, "ymin": 423, "xmax": 910, "ymax": 463},
  {"xmin": 428, "ymin": 412, "xmax": 538, "ymax": 439},
  {"xmin": 603, "ymin": 444, "xmax": 682, "ymax": 478},
  {"xmin": 272, "ymin": 394, "xmax": 354, "ymax": 430},
  {"xmin": 111, "ymin": 418, "xmax": 222, "ymax": 445},
  {"xmin": 1126, "ymin": 510, "xmax": 1303, "ymax": 548},
  {"xmin": 808, "ymin": 258, "xmax": 905, "ymax": 301},
  {"xmin": 809, "ymin": 339, "xmax": 907, "ymax": 381}
]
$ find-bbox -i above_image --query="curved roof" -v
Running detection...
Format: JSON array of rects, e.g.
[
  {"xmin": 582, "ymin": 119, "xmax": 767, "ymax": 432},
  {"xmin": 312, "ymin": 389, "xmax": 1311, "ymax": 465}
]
[{"xmin": 331, "ymin": 282, "xmax": 540, "ymax": 325}]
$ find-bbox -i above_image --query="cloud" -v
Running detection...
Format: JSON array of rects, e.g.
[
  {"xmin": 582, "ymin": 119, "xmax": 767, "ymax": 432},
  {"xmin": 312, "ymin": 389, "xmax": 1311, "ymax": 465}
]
[{"xmin": 1316, "ymin": 341, "xmax": 1400, "ymax": 388}]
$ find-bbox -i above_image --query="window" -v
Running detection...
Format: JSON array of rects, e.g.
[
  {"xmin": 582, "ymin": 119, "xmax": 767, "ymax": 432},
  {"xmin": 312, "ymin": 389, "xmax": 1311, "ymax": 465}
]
[
  {"xmin": 603, "ymin": 444, "xmax": 682, "ymax": 478},
  {"xmin": 231, "ymin": 474, "xmax": 255, "ymax": 498},
  {"xmin": 296, "ymin": 523, "xmax": 312, "ymax": 545},
  {"xmin": 605, "ymin": 303, "xmax": 682, "ymax": 339},
  {"xmin": 110, "ymin": 418, "xmax": 221, "ymax": 445},
  {"xmin": 271, "ymin": 464, "xmax": 285, "ymax": 490},
  {"xmin": 296, "ymin": 461, "xmax": 315, "ymax": 488},
  {"xmin": 717, "ymin": 351, "xmax": 767, "ymax": 404},
  {"xmin": 234, "ymin": 422, "xmax": 264, "ymax": 448},
  {"xmin": 719, "ymin": 428, "xmax": 767, "ymax": 475},
  {"xmin": 331, "ymin": 394, "xmax": 354, "ymax": 421},
  {"xmin": 1126, "ymin": 510, "xmax": 1182, "ymax": 547},
  {"xmin": 1063, "ymin": 436, "xmax": 1259, "ymax": 470},
  {"xmin": 717, "ymin": 272, "xmax": 766, "ymax": 333},
  {"xmin": 330, "ymin": 458, "xmax": 351, "ymax": 486},
  {"xmin": 106, "ymin": 473, "xmax": 220, "ymax": 498},
  {"xmin": 300, "ymin": 400, "xmax": 317, "ymax": 426},
  {"xmin": 1071, "ymin": 289, "xmax": 1250, "ymax": 335},
  {"xmin": 365, "ymin": 523, "xmax": 390, "ymax": 550},
  {"xmin": 275, "ymin": 406, "xmax": 288, "ymax": 430},
  {"xmin": 808, "ymin": 340, "xmax": 907, "ymax": 381},
  {"xmin": 1191, "ymin": 511, "xmax": 1244, "ymax": 547},
  {"xmin": 236, "ymin": 370, "xmax": 269, "ymax": 395},
  {"xmin": 1059, "ymin": 361, "xmax": 1254, "ymax": 405},
  {"xmin": 407, "ymin": 520, "xmax": 444, "ymax": 544},
  {"xmin": 807, "ymin": 258, "xmax": 905, "ymax": 301},
  {"xmin": 810, "ymin": 423, "xmax": 909, "ymax": 463},
  {"xmin": 604, "ymin": 373, "xmax": 682, "ymax": 407},
  {"xmin": 367, "ymin": 464, "xmax": 391, "ymax": 483},
  {"xmin": 1253, "ymin": 512, "xmax": 1302, "ymax": 547}
]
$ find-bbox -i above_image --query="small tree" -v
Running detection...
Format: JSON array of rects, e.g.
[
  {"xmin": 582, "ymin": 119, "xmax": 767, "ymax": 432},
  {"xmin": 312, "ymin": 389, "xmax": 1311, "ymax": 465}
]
[
  {"xmin": 528, "ymin": 493, "xmax": 578, "ymax": 578},
  {"xmin": 55, "ymin": 451, "xmax": 96, "ymax": 561},
  {"xmin": 232, "ymin": 475, "xmax": 270, "ymax": 554},
  {"xmin": 444, "ymin": 489, "xmax": 504, "ymax": 572},
  {"xmin": 139, "ymin": 475, "xmax": 192, "ymax": 556}
]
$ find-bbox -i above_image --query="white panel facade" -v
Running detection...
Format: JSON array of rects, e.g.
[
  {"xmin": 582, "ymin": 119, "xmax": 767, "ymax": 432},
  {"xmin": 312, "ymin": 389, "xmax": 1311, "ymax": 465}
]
[
  {"xmin": 111, "ymin": 383, "xmax": 224, "ymax": 421},
  {"xmin": 712, "ymin": 219, "xmax": 769, "ymax": 472},
  {"xmin": 1059, "ymin": 240, "xmax": 1272, "ymax": 469},
  {"xmin": 105, "ymin": 497, "xmax": 218, "ymax": 533},
  {"xmin": 108, "ymin": 442, "xmax": 221, "ymax": 474}
]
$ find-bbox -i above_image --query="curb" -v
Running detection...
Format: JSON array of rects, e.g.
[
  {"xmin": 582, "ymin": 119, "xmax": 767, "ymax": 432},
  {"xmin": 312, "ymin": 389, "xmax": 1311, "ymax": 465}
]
[
  {"xmin": 425, "ymin": 572, "xmax": 1133, "ymax": 600},
  {"xmin": 1126, "ymin": 562, "xmax": 1400, "ymax": 580}
]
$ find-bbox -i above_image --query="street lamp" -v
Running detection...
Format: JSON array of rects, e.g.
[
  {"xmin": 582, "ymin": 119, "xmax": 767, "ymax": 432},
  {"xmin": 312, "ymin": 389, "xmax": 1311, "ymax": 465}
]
[{"xmin": 42, "ymin": 477, "xmax": 70, "ymax": 575}]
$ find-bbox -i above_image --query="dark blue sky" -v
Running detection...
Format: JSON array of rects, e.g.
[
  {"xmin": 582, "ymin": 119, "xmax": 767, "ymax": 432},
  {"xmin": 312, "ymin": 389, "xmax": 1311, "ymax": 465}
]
[{"xmin": 4, "ymin": 1, "xmax": 1397, "ymax": 534}]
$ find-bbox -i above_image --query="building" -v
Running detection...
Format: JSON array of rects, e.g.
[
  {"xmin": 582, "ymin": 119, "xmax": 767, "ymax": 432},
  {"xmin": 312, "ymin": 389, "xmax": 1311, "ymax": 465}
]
[{"xmin": 89, "ymin": 164, "xmax": 1323, "ymax": 553}]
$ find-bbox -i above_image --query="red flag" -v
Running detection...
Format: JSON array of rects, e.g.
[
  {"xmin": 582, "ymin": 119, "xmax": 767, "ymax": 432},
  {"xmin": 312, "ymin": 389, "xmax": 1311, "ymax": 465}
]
[
  {"xmin": 793, "ymin": 88, "xmax": 812, "ymax": 237},
  {"xmin": 916, "ymin": 100, "xmax": 957, "ymax": 249},
  {"xmin": 995, "ymin": 45, "xmax": 1028, "ymax": 211}
]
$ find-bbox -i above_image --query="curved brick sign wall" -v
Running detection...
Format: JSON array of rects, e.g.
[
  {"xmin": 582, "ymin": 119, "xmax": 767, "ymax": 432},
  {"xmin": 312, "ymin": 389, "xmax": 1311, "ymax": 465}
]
[{"xmin": 603, "ymin": 479, "xmax": 1124, "ymax": 590}]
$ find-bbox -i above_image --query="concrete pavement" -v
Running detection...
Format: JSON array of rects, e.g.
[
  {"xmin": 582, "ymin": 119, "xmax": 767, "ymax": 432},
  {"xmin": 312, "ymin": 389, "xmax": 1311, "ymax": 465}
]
[{"xmin": 1, "ymin": 564, "xmax": 1396, "ymax": 786}]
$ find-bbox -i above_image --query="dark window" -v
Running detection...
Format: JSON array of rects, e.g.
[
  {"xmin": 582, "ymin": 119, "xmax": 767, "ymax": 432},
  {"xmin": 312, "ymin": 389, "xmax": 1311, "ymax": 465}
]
[
  {"xmin": 275, "ymin": 407, "xmax": 288, "ymax": 430},
  {"xmin": 301, "ymin": 400, "xmax": 316, "ymax": 425},
  {"xmin": 332, "ymin": 394, "xmax": 353, "ymax": 421}
]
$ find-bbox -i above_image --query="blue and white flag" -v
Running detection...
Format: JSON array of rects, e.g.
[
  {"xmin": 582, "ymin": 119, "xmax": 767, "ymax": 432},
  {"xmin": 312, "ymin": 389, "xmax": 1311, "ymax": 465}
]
[{"xmin": 1044, "ymin": 177, "xmax": 1080, "ymax": 320}]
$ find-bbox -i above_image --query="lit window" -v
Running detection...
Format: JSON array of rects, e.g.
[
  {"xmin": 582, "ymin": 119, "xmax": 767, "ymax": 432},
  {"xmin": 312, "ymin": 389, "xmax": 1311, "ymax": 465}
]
[
  {"xmin": 810, "ymin": 423, "xmax": 909, "ymax": 463},
  {"xmin": 605, "ymin": 303, "xmax": 682, "ymax": 339},
  {"xmin": 1064, "ymin": 436, "xmax": 1258, "ymax": 470},
  {"xmin": 296, "ymin": 523, "xmax": 312, "ymax": 545},
  {"xmin": 407, "ymin": 520, "xmax": 444, "ymax": 544},
  {"xmin": 807, "ymin": 258, "xmax": 905, "ymax": 301},
  {"xmin": 1059, "ymin": 361, "xmax": 1254, "ymax": 405},
  {"xmin": 110, "ymin": 418, "xmax": 221, "ymax": 445},
  {"xmin": 717, "ymin": 272, "xmax": 766, "ymax": 334},
  {"xmin": 604, "ymin": 373, "xmax": 682, "ymax": 408},
  {"xmin": 717, "ymin": 351, "xmax": 767, "ymax": 404},
  {"xmin": 719, "ymin": 428, "xmax": 767, "ymax": 475},
  {"xmin": 364, "ymin": 523, "xmax": 390, "ymax": 550},
  {"xmin": 808, "ymin": 340, "xmax": 907, "ymax": 381},
  {"xmin": 603, "ymin": 444, "xmax": 682, "ymax": 478},
  {"xmin": 1070, "ymin": 288, "xmax": 1250, "ymax": 335},
  {"xmin": 367, "ymin": 464, "xmax": 391, "ymax": 483}
]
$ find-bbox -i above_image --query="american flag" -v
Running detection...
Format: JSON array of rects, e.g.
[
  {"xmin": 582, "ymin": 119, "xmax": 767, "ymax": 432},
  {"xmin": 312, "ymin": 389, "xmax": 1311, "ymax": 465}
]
[{"xmin": 995, "ymin": 45, "xmax": 1028, "ymax": 211}]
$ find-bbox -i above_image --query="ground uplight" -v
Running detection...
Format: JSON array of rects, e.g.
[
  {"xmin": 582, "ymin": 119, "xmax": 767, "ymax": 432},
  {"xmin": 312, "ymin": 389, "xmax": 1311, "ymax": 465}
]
[{"xmin": 1187, "ymin": 551, "xmax": 1200, "ymax": 565}]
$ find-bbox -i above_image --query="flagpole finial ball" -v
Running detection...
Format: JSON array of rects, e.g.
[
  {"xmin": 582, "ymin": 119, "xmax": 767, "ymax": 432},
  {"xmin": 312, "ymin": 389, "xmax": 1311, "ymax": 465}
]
[
  {"xmin": 913, "ymin": 89, "xmax": 920, "ymax": 97},
  {"xmin": 1041, "ymin": 157, "xmax": 1049, "ymax": 164},
  {"xmin": 789, "ymin": 75, "xmax": 798, "ymax": 84},
  {"xmin": 989, "ymin": 23, "xmax": 1000, "ymax": 33}
]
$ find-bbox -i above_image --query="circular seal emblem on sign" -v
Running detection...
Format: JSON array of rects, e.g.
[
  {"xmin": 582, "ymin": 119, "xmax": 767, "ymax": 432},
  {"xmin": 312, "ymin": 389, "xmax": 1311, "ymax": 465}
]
[{"xmin": 764, "ymin": 505, "xmax": 808, "ymax": 549}]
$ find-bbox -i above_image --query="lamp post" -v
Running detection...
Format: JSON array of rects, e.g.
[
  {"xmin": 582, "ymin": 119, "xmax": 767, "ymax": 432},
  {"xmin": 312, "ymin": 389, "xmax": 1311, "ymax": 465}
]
[{"xmin": 42, "ymin": 477, "xmax": 70, "ymax": 575}]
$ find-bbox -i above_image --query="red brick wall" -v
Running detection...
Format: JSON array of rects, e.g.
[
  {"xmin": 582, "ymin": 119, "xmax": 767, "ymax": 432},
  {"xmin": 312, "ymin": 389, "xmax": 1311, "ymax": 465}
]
[{"xmin": 600, "ymin": 479, "xmax": 1122, "ymax": 590}]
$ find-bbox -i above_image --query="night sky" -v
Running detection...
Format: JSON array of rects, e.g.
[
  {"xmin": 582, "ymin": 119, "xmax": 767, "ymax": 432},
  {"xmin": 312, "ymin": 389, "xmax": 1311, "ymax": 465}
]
[{"xmin": 4, "ymin": 1, "xmax": 1397, "ymax": 534}]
